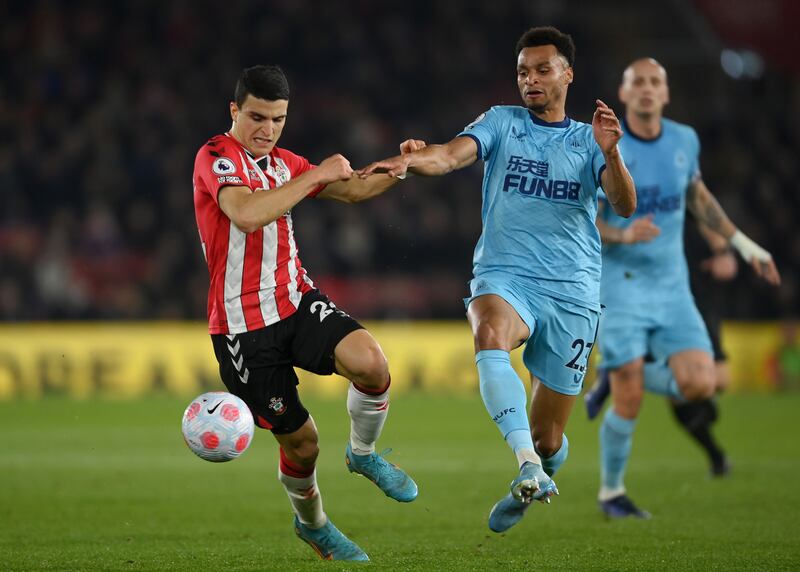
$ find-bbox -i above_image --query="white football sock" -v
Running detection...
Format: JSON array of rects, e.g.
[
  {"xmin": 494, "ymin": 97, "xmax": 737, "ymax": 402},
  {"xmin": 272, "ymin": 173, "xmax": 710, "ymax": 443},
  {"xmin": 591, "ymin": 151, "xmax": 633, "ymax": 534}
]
[
  {"xmin": 598, "ymin": 485, "xmax": 627, "ymax": 502},
  {"xmin": 515, "ymin": 446, "xmax": 542, "ymax": 468},
  {"xmin": 278, "ymin": 460, "xmax": 325, "ymax": 528},
  {"xmin": 347, "ymin": 383, "xmax": 389, "ymax": 455}
]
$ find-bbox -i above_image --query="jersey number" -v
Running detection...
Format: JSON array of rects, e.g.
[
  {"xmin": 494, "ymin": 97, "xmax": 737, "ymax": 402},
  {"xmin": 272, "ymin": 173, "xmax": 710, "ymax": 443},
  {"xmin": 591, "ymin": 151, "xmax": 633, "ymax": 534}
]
[
  {"xmin": 566, "ymin": 338, "xmax": 593, "ymax": 373},
  {"xmin": 310, "ymin": 301, "xmax": 335, "ymax": 322}
]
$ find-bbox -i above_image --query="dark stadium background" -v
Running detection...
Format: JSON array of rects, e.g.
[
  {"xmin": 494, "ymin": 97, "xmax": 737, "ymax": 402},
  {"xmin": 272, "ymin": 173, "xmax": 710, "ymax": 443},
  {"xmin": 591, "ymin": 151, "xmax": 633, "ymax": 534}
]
[
  {"xmin": 2, "ymin": 3, "xmax": 800, "ymax": 571},
  {"xmin": 1, "ymin": 0, "xmax": 798, "ymax": 323}
]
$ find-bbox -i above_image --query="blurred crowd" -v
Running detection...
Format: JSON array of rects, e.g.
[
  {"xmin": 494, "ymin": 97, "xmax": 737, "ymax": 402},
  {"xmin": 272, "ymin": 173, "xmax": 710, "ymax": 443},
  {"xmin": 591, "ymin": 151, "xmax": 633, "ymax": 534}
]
[{"xmin": 1, "ymin": 0, "xmax": 798, "ymax": 321}]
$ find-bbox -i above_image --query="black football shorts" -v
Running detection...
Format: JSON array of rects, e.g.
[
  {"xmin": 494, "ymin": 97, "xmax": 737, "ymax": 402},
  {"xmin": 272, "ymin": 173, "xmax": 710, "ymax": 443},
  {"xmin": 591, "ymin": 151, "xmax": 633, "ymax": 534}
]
[{"xmin": 211, "ymin": 290, "xmax": 363, "ymax": 434}]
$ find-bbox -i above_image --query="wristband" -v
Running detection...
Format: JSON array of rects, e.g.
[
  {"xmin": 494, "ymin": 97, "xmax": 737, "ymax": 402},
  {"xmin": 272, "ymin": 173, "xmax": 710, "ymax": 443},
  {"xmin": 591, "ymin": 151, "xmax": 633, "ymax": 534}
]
[{"xmin": 730, "ymin": 230, "xmax": 771, "ymax": 262}]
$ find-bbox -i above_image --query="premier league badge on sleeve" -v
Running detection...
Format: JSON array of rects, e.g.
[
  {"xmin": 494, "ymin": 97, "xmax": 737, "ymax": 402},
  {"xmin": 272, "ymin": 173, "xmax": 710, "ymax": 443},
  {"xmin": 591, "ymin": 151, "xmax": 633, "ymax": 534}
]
[{"xmin": 212, "ymin": 157, "xmax": 237, "ymax": 175}]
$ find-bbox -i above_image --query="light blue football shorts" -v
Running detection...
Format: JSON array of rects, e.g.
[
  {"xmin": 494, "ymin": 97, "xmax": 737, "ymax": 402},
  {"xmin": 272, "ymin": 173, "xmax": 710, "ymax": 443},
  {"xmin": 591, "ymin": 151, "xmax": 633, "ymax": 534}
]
[
  {"xmin": 598, "ymin": 295, "xmax": 713, "ymax": 369},
  {"xmin": 465, "ymin": 272, "xmax": 600, "ymax": 396}
]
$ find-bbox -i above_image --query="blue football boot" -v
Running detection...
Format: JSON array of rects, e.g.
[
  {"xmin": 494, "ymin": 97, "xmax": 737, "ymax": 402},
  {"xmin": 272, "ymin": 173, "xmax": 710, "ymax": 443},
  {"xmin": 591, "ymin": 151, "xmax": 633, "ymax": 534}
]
[
  {"xmin": 345, "ymin": 443, "xmax": 418, "ymax": 502},
  {"xmin": 488, "ymin": 462, "xmax": 559, "ymax": 532},
  {"xmin": 294, "ymin": 516, "xmax": 369, "ymax": 561},
  {"xmin": 599, "ymin": 494, "xmax": 651, "ymax": 519}
]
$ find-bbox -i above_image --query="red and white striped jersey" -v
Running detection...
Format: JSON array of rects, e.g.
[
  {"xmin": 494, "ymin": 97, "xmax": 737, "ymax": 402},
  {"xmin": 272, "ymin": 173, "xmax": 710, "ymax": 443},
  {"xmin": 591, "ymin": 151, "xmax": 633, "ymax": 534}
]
[{"xmin": 193, "ymin": 133, "xmax": 323, "ymax": 334}]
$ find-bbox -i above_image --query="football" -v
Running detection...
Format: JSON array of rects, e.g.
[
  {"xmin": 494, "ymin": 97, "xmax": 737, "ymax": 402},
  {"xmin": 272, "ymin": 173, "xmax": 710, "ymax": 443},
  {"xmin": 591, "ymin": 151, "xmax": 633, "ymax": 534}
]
[{"xmin": 181, "ymin": 391, "xmax": 254, "ymax": 462}]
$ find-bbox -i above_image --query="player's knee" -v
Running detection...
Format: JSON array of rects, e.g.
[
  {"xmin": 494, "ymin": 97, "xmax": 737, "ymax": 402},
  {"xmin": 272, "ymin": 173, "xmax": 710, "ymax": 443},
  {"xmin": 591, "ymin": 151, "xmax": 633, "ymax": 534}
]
[
  {"xmin": 287, "ymin": 439, "xmax": 319, "ymax": 466},
  {"xmin": 473, "ymin": 321, "xmax": 512, "ymax": 351},
  {"xmin": 675, "ymin": 363, "xmax": 715, "ymax": 401},
  {"xmin": 614, "ymin": 361, "xmax": 642, "ymax": 382},
  {"xmin": 611, "ymin": 365, "xmax": 644, "ymax": 415},
  {"xmin": 351, "ymin": 343, "xmax": 390, "ymax": 390}
]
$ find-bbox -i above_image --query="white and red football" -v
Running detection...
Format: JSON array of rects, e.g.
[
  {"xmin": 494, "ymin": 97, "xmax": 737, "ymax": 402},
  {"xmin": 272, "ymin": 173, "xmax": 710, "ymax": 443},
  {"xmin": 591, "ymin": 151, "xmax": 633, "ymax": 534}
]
[{"xmin": 181, "ymin": 391, "xmax": 254, "ymax": 462}]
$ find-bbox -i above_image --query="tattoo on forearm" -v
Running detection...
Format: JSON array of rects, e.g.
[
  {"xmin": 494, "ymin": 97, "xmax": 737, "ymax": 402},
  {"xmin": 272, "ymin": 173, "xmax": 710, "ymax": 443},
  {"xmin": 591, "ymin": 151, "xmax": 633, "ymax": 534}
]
[
  {"xmin": 689, "ymin": 183, "xmax": 730, "ymax": 234},
  {"xmin": 703, "ymin": 201, "xmax": 724, "ymax": 232}
]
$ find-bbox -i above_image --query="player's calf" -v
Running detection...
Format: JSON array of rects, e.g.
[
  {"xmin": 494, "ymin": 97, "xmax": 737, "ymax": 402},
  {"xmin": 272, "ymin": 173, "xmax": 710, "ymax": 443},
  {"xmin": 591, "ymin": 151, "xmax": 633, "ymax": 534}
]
[
  {"xmin": 533, "ymin": 434, "xmax": 570, "ymax": 477},
  {"xmin": 533, "ymin": 433, "xmax": 563, "ymax": 459},
  {"xmin": 609, "ymin": 363, "xmax": 646, "ymax": 419}
]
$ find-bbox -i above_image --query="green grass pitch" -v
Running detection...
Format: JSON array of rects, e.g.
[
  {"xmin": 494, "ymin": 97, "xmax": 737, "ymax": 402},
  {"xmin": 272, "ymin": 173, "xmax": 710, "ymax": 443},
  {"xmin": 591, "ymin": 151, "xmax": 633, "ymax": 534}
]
[{"xmin": 1, "ymin": 392, "xmax": 799, "ymax": 571}]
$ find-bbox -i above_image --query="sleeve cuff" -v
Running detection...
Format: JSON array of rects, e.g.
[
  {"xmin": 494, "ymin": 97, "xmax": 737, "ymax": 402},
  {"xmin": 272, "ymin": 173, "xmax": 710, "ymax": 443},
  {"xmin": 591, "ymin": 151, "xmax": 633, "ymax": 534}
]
[
  {"xmin": 596, "ymin": 164, "xmax": 607, "ymax": 188},
  {"xmin": 457, "ymin": 133, "xmax": 483, "ymax": 161}
]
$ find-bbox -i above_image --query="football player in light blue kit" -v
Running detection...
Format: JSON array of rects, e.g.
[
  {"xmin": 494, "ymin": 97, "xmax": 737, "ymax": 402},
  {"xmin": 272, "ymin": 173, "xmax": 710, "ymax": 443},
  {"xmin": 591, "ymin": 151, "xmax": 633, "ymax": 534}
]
[
  {"xmin": 593, "ymin": 58, "xmax": 781, "ymax": 518},
  {"xmin": 358, "ymin": 27, "xmax": 636, "ymax": 532}
]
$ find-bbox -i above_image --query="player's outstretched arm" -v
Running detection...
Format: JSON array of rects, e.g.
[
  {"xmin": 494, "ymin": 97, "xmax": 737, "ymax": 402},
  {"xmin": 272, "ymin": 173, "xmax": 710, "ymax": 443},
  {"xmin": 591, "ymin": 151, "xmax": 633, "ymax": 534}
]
[
  {"xmin": 316, "ymin": 173, "xmax": 399, "ymax": 204},
  {"xmin": 315, "ymin": 140, "xmax": 429, "ymax": 203},
  {"xmin": 218, "ymin": 154, "xmax": 352, "ymax": 233},
  {"xmin": 688, "ymin": 178, "xmax": 780, "ymax": 285},
  {"xmin": 356, "ymin": 136, "xmax": 478, "ymax": 179}
]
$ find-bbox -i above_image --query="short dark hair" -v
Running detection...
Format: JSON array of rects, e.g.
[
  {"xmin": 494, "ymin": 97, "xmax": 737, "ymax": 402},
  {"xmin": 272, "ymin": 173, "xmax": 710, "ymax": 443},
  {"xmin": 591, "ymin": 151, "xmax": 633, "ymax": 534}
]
[
  {"xmin": 234, "ymin": 65, "xmax": 290, "ymax": 107},
  {"xmin": 515, "ymin": 26, "xmax": 575, "ymax": 67}
]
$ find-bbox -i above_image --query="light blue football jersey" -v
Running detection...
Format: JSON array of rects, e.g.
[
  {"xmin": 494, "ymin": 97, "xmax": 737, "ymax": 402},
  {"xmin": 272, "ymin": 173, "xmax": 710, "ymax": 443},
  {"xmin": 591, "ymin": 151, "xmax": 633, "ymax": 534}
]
[
  {"xmin": 458, "ymin": 106, "xmax": 607, "ymax": 310},
  {"xmin": 598, "ymin": 118, "xmax": 701, "ymax": 307}
]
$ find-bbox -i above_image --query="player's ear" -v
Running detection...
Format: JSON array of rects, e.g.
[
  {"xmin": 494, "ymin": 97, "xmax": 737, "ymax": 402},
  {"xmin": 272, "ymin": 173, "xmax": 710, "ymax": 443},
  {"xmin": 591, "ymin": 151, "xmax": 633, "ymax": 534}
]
[
  {"xmin": 565, "ymin": 66, "xmax": 574, "ymax": 85},
  {"xmin": 230, "ymin": 101, "xmax": 238, "ymax": 122},
  {"xmin": 664, "ymin": 85, "xmax": 670, "ymax": 105}
]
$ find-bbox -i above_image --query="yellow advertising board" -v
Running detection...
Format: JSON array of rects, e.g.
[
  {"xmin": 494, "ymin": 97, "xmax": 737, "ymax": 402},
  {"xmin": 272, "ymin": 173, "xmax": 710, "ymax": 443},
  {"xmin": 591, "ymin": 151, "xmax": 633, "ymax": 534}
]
[
  {"xmin": 0, "ymin": 321, "xmax": 786, "ymax": 399},
  {"xmin": 0, "ymin": 322, "xmax": 487, "ymax": 399}
]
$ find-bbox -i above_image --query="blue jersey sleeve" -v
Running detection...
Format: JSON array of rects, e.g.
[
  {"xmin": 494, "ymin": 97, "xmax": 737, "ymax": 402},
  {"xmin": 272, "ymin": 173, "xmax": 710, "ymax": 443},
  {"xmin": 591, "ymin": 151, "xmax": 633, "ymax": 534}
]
[
  {"xmin": 688, "ymin": 127, "xmax": 702, "ymax": 182},
  {"xmin": 589, "ymin": 139, "xmax": 607, "ymax": 189},
  {"xmin": 457, "ymin": 107, "xmax": 504, "ymax": 161}
]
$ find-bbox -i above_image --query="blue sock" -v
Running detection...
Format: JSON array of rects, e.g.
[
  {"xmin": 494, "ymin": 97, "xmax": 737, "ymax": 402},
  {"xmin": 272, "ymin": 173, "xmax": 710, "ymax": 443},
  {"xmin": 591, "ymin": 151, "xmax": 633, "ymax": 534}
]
[
  {"xmin": 537, "ymin": 434, "xmax": 569, "ymax": 477},
  {"xmin": 476, "ymin": 350, "xmax": 534, "ymax": 455},
  {"xmin": 600, "ymin": 408, "xmax": 637, "ymax": 490},
  {"xmin": 643, "ymin": 362, "xmax": 684, "ymax": 400}
]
